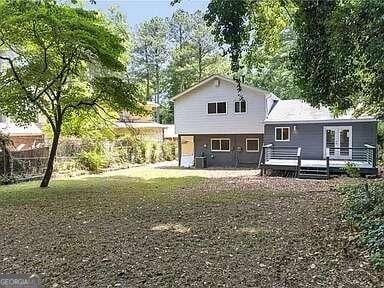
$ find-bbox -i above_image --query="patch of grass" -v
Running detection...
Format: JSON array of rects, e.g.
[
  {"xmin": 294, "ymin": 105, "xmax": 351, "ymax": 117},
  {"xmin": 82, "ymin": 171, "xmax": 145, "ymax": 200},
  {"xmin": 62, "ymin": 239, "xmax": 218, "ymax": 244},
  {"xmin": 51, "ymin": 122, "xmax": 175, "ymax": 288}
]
[
  {"xmin": 0, "ymin": 171, "xmax": 203, "ymax": 206},
  {"xmin": 340, "ymin": 182, "xmax": 384, "ymax": 270}
]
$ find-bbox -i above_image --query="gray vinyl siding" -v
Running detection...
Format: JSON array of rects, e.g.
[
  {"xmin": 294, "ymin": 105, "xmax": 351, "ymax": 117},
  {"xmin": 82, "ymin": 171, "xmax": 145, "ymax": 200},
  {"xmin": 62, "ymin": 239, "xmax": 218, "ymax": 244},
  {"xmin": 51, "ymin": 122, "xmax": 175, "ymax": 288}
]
[
  {"xmin": 264, "ymin": 122, "xmax": 377, "ymax": 160},
  {"xmin": 194, "ymin": 134, "xmax": 263, "ymax": 167}
]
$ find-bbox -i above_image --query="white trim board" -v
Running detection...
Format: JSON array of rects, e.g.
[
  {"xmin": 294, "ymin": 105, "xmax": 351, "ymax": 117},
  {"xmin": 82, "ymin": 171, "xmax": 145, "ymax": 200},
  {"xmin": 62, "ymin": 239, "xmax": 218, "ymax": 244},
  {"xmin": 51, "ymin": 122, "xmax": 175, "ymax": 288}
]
[{"xmin": 265, "ymin": 119, "xmax": 376, "ymax": 124}]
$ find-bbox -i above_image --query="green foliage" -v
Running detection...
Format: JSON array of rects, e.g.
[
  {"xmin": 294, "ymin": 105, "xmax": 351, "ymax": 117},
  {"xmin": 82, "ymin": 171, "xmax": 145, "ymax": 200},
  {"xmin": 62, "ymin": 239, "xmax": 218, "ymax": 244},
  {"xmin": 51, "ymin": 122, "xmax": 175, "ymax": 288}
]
[
  {"xmin": 204, "ymin": 0, "xmax": 249, "ymax": 74},
  {"xmin": 0, "ymin": 175, "xmax": 18, "ymax": 185},
  {"xmin": 0, "ymin": 0, "xmax": 143, "ymax": 186},
  {"xmin": 129, "ymin": 9, "xmax": 231, "ymax": 123},
  {"xmin": 378, "ymin": 122, "xmax": 384, "ymax": 166},
  {"xmin": 162, "ymin": 141, "xmax": 177, "ymax": 161},
  {"xmin": 341, "ymin": 162, "xmax": 360, "ymax": 178},
  {"xmin": 150, "ymin": 143, "xmax": 158, "ymax": 163},
  {"xmin": 77, "ymin": 150, "xmax": 108, "ymax": 173},
  {"xmin": 292, "ymin": 0, "xmax": 384, "ymax": 116},
  {"xmin": 341, "ymin": 182, "xmax": 384, "ymax": 269}
]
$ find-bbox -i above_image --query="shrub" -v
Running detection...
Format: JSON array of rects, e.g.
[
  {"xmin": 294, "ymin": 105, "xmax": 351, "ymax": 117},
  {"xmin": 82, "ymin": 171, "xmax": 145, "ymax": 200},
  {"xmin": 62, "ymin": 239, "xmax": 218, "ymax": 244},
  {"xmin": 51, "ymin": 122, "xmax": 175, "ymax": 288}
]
[
  {"xmin": 341, "ymin": 162, "xmax": 360, "ymax": 178},
  {"xmin": 150, "ymin": 143, "xmax": 158, "ymax": 163},
  {"xmin": 341, "ymin": 182, "xmax": 384, "ymax": 269},
  {"xmin": 0, "ymin": 175, "xmax": 18, "ymax": 185},
  {"xmin": 132, "ymin": 142, "xmax": 146, "ymax": 164},
  {"xmin": 162, "ymin": 141, "xmax": 177, "ymax": 161},
  {"xmin": 77, "ymin": 150, "xmax": 107, "ymax": 173}
]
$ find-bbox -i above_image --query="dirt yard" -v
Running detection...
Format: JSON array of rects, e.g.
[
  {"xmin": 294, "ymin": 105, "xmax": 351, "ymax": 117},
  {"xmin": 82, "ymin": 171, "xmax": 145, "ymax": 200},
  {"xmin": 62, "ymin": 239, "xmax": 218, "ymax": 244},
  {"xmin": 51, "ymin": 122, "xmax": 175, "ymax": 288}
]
[{"xmin": 0, "ymin": 163, "xmax": 382, "ymax": 287}]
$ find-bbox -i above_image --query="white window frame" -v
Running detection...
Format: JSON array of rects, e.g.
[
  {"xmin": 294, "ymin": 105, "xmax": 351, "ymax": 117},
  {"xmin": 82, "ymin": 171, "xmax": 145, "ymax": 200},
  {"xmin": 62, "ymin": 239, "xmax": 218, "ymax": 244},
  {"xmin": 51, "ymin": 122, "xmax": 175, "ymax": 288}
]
[
  {"xmin": 246, "ymin": 138, "xmax": 260, "ymax": 152},
  {"xmin": 234, "ymin": 100, "xmax": 247, "ymax": 114},
  {"xmin": 323, "ymin": 126, "xmax": 352, "ymax": 159},
  {"xmin": 275, "ymin": 127, "xmax": 290, "ymax": 142},
  {"xmin": 207, "ymin": 102, "xmax": 227, "ymax": 115},
  {"xmin": 211, "ymin": 138, "xmax": 231, "ymax": 152}
]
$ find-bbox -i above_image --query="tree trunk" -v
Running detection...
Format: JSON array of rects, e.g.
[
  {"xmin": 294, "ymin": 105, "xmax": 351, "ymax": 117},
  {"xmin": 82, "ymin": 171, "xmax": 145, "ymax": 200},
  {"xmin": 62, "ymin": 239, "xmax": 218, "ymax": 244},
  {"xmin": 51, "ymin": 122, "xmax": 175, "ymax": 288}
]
[
  {"xmin": 155, "ymin": 64, "xmax": 160, "ymax": 123},
  {"xmin": 198, "ymin": 43, "xmax": 202, "ymax": 80},
  {"xmin": 40, "ymin": 130, "xmax": 60, "ymax": 188}
]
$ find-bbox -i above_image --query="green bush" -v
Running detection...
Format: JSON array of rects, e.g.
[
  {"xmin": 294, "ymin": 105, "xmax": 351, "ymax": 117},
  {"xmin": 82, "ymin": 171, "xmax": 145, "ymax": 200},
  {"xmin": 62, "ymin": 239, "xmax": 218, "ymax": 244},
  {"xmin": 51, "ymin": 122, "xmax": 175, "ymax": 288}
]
[
  {"xmin": 0, "ymin": 175, "xmax": 18, "ymax": 185},
  {"xmin": 150, "ymin": 143, "xmax": 158, "ymax": 163},
  {"xmin": 162, "ymin": 141, "xmax": 177, "ymax": 161},
  {"xmin": 77, "ymin": 150, "xmax": 108, "ymax": 173},
  {"xmin": 132, "ymin": 142, "xmax": 147, "ymax": 164},
  {"xmin": 341, "ymin": 162, "xmax": 360, "ymax": 178},
  {"xmin": 341, "ymin": 182, "xmax": 384, "ymax": 269}
]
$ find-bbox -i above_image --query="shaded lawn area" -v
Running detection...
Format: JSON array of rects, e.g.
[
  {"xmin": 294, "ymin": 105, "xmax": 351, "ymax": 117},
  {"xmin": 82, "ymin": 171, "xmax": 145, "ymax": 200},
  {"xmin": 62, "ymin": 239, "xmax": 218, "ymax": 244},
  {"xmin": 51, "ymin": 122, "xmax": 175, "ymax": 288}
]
[{"xmin": 0, "ymin": 166, "xmax": 383, "ymax": 287}]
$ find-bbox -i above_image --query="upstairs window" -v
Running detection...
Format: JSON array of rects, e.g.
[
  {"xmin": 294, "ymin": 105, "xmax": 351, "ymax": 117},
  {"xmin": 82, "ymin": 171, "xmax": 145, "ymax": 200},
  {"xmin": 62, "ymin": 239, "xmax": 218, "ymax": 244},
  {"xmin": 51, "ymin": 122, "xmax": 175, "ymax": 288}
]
[
  {"xmin": 275, "ymin": 127, "xmax": 290, "ymax": 141},
  {"xmin": 208, "ymin": 102, "xmax": 226, "ymax": 114},
  {"xmin": 234, "ymin": 100, "xmax": 246, "ymax": 113}
]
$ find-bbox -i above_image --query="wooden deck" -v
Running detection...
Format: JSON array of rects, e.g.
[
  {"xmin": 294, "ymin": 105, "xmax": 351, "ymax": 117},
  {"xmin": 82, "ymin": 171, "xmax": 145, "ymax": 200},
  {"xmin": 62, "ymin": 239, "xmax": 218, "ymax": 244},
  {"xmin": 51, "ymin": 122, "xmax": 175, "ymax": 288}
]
[
  {"xmin": 265, "ymin": 159, "xmax": 373, "ymax": 169},
  {"xmin": 261, "ymin": 144, "xmax": 378, "ymax": 178}
]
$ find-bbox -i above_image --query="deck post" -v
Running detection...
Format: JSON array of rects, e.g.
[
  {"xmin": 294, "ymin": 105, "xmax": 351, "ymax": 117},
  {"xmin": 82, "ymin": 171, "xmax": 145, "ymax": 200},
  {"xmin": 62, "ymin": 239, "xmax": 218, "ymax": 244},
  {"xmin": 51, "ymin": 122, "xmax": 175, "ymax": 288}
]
[
  {"xmin": 372, "ymin": 146, "xmax": 377, "ymax": 168},
  {"xmin": 177, "ymin": 134, "xmax": 181, "ymax": 167},
  {"xmin": 296, "ymin": 147, "xmax": 301, "ymax": 178},
  {"xmin": 261, "ymin": 146, "xmax": 265, "ymax": 176},
  {"xmin": 326, "ymin": 148, "xmax": 330, "ymax": 179}
]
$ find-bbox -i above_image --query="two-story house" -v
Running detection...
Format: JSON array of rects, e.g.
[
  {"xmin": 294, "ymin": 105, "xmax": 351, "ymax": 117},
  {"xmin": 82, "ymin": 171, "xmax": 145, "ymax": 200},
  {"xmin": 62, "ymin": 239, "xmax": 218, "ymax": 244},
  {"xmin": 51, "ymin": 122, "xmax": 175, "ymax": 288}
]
[{"xmin": 173, "ymin": 75, "xmax": 378, "ymax": 177}]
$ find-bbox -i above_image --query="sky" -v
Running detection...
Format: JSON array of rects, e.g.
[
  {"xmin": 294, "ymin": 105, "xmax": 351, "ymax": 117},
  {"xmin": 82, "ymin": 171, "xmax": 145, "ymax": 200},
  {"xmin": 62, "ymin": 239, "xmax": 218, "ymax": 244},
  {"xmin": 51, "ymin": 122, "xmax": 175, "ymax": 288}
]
[{"xmin": 88, "ymin": 0, "xmax": 209, "ymax": 28}]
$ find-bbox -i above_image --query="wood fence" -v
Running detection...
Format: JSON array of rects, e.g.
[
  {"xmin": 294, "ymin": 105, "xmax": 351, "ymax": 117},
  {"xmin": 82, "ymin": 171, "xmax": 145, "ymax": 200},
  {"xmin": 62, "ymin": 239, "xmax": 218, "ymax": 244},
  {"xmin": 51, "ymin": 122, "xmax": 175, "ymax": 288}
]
[{"xmin": 0, "ymin": 147, "xmax": 50, "ymax": 176}]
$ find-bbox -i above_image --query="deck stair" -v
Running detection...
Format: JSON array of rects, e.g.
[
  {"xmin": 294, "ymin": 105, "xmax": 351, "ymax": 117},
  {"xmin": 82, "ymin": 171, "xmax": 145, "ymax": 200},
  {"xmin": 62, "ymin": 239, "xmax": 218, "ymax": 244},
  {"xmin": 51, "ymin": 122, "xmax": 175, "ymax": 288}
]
[{"xmin": 298, "ymin": 166, "xmax": 329, "ymax": 180}]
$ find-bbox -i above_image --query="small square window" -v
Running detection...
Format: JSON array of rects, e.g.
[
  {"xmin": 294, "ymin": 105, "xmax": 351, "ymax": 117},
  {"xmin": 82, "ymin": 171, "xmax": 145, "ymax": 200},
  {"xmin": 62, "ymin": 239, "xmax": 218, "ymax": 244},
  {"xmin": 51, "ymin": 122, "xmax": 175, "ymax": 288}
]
[{"xmin": 246, "ymin": 138, "xmax": 259, "ymax": 152}]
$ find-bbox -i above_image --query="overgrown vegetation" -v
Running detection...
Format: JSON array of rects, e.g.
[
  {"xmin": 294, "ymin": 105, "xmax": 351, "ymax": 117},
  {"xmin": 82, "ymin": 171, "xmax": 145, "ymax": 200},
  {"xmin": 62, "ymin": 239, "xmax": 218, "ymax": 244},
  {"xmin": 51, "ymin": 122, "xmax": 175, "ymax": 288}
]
[
  {"xmin": 341, "ymin": 162, "xmax": 360, "ymax": 178},
  {"xmin": 54, "ymin": 137, "xmax": 177, "ymax": 175},
  {"xmin": 341, "ymin": 182, "xmax": 384, "ymax": 270}
]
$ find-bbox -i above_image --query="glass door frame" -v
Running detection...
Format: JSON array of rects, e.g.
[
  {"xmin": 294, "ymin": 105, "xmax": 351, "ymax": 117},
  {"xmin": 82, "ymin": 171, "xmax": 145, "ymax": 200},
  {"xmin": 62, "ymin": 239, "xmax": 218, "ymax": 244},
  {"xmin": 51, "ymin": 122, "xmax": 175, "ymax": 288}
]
[{"xmin": 323, "ymin": 126, "xmax": 353, "ymax": 160}]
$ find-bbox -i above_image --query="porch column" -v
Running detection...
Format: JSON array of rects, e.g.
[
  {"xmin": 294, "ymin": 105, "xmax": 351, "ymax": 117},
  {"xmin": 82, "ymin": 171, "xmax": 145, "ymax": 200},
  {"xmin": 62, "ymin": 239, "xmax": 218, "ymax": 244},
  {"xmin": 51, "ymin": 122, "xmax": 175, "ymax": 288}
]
[{"xmin": 177, "ymin": 134, "xmax": 181, "ymax": 167}]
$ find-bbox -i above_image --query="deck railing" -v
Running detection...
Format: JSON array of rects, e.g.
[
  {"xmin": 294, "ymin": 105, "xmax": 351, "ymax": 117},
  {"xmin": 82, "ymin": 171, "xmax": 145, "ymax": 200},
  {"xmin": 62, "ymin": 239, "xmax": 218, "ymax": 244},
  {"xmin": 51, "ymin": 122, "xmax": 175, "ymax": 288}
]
[
  {"xmin": 326, "ymin": 145, "xmax": 376, "ymax": 167},
  {"xmin": 263, "ymin": 145, "xmax": 301, "ymax": 162}
]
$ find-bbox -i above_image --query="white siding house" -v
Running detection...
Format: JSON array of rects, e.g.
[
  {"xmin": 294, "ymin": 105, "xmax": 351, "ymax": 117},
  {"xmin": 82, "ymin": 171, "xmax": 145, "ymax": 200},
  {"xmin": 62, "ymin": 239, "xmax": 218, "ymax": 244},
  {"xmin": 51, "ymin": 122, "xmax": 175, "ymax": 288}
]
[
  {"xmin": 173, "ymin": 75, "xmax": 270, "ymax": 135},
  {"xmin": 173, "ymin": 75, "xmax": 272, "ymax": 167}
]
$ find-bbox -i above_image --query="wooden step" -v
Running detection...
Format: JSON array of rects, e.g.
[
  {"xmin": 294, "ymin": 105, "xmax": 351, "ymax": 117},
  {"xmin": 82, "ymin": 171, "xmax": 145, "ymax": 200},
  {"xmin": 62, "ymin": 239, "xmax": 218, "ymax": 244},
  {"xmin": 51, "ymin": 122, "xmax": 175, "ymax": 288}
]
[
  {"xmin": 300, "ymin": 169, "xmax": 328, "ymax": 174},
  {"xmin": 298, "ymin": 173, "xmax": 329, "ymax": 180}
]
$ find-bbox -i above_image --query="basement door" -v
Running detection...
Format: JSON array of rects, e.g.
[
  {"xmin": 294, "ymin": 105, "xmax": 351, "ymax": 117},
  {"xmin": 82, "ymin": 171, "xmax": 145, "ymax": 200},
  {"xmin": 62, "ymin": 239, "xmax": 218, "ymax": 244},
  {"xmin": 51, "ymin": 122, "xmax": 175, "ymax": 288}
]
[
  {"xmin": 180, "ymin": 136, "xmax": 194, "ymax": 167},
  {"xmin": 323, "ymin": 126, "xmax": 352, "ymax": 159}
]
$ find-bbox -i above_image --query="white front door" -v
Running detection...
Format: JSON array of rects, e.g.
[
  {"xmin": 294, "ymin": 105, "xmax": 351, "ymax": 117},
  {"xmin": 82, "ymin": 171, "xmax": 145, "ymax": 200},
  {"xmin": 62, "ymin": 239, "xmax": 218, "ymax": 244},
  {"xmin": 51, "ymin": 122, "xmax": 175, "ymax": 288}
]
[{"xmin": 323, "ymin": 126, "xmax": 352, "ymax": 159}]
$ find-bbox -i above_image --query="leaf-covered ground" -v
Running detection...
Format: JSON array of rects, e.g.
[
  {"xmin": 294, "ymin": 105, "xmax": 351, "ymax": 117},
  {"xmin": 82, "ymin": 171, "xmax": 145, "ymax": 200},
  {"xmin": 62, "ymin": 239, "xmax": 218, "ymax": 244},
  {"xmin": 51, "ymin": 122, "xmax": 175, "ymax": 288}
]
[{"xmin": 0, "ymin": 163, "xmax": 383, "ymax": 287}]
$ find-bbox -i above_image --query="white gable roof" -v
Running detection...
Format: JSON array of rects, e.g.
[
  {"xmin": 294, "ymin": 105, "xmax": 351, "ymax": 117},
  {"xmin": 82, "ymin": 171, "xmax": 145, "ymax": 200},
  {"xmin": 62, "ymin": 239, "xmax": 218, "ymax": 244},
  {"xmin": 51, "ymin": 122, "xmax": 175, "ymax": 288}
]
[
  {"xmin": 265, "ymin": 99, "xmax": 376, "ymax": 123},
  {"xmin": 171, "ymin": 74, "xmax": 269, "ymax": 101}
]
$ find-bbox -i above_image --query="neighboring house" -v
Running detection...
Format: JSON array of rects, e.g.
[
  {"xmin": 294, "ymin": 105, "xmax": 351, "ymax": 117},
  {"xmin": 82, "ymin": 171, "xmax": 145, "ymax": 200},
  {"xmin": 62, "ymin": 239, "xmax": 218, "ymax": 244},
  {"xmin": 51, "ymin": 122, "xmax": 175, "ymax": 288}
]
[
  {"xmin": 173, "ymin": 75, "xmax": 377, "ymax": 177},
  {"xmin": 0, "ymin": 118, "xmax": 45, "ymax": 151},
  {"xmin": 163, "ymin": 124, "xmax": 177, "ymax": 141},
  {"xmin": 114, "ymin": 101, "xmax": 165, "ymax": 142}
]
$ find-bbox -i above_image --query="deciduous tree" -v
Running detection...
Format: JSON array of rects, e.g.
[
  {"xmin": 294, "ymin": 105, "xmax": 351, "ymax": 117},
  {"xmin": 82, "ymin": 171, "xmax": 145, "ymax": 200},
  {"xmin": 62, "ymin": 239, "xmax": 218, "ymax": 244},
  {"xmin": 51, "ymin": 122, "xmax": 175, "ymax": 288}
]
[{"xmin": 0, "ymin": 0, "xmax": 143, "ymax": 187}]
